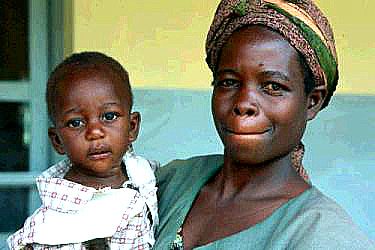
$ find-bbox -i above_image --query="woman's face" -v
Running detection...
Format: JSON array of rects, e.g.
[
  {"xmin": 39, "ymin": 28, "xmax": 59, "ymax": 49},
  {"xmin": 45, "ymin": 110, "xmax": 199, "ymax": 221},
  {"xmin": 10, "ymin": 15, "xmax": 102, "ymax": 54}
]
[{"xmin": 212, "ymin": 26, "xmax": 321, "ymax": 165}]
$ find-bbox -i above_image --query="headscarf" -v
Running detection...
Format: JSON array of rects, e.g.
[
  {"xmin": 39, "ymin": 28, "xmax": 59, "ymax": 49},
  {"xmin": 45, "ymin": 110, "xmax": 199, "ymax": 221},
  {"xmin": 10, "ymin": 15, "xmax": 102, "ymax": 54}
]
[
  {"xmin": 206, "ymin": 0, "xmax": 338, "ymax": 109},
  {"xmin": 206, "ymin": 0, "xmax": 339, "ymax": 181}
]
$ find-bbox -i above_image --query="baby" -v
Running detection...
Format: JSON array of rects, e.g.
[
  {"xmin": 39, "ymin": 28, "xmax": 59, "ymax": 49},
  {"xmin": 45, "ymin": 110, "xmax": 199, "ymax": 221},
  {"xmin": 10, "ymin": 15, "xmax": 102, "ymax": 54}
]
[{"xmin": 8, "ymin": 52, "xmax": 158, "ymax": 249}]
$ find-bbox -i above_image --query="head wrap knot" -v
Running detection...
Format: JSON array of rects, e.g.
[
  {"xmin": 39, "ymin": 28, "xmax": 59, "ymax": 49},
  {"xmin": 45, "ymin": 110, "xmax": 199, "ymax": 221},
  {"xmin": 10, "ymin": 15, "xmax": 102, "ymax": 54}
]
[{"xmin": 206, "ymin": 0, "xmax": 339, "ymax": 109}]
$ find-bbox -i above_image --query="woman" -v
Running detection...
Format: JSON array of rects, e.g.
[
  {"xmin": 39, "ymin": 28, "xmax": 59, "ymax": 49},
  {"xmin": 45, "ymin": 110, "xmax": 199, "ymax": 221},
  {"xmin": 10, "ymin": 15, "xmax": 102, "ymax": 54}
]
[{"xmin": 154, "ymin": 0, "xmax": 374, "ymax": 249}]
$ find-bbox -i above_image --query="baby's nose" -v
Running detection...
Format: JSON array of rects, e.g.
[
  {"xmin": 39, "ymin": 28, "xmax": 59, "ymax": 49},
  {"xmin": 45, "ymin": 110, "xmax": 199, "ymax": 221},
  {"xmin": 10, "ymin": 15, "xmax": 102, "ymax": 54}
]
[{"xmin": 85, "ymin": 121, "xmax": 105, "ymax": 140}]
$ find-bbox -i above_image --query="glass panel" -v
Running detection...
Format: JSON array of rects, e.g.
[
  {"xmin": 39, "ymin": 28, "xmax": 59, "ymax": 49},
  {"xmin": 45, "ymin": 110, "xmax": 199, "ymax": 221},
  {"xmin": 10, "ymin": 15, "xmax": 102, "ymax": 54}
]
[
  {"xmin": 0, "ymin": 187, "xmax": 29, "ymax": 232},
  {"xmin": 0, "ymin": 0, "xmax": 29, "ymax": 80},
  {"xmin": 0, "ymin": 103, "xmax": 29, "ymax": 172}
]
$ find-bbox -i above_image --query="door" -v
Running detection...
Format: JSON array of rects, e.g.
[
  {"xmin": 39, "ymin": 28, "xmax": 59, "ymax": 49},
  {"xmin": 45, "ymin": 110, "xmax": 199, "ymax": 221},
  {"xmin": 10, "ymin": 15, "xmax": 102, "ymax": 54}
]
[{"xmin": 0, "ymin": 0, "xmax": 63, "ymax": 248}]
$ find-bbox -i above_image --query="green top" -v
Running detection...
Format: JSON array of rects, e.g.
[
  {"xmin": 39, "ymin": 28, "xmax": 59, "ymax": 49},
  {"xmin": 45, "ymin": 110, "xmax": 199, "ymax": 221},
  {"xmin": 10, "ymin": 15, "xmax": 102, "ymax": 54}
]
[{"xmin": 154, "ymin": 154, "xmax": 374, "ymax": 249}]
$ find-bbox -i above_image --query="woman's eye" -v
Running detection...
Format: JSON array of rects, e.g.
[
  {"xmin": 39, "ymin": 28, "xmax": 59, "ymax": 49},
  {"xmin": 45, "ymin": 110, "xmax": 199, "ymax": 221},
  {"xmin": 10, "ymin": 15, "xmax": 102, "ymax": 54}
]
[
  {"xmin": 214, "ymin": 79, "xmax": 239, "ymax": 88},
  {"xmin": 67, "ymin": 119, "xmax": 84, "ymax": 128},
  {"xmin": 263, "ymin": 82, "xmax": 285, "ymax": 95},
  {"xmin": 102, "ymin": 112, "xmax": 119, "ymax": 121}
]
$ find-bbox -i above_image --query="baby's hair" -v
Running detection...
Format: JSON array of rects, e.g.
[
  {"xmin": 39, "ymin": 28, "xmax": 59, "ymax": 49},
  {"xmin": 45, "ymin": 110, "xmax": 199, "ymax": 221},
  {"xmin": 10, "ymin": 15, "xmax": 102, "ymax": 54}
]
[{"xmin": 46, "ymin": 51, "xmax": 133, "ymax": 125}]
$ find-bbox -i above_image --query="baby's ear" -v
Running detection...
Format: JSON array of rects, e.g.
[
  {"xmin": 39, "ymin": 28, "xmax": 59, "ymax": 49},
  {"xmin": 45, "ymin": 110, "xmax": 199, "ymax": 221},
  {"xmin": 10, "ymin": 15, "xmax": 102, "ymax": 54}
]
[
  {"xmin": 128, "ymin": 112, "xmax": 141, "ymax": 143},
  {"xmin": 48, "ymin": 128, "xmax": 65, "ymax": 155},
  {"xmin": 307, "ymin": 85, "xmax": 327, "ymax": 121}
]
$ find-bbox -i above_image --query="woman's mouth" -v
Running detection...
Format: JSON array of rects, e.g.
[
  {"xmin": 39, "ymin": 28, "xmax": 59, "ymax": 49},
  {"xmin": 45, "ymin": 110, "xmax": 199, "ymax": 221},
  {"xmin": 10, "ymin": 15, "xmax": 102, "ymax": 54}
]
[{"xmin": 224, "ymin": 127, "xmax": 271, "ymax": 135}]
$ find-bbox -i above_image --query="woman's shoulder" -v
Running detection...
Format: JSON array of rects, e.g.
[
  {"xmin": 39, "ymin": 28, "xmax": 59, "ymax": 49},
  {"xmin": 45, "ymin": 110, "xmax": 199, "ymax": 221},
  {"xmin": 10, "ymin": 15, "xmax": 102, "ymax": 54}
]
[
  {"xmin": 290, "ymin": 187, "xmax": 363, "ymax": 228},
  {"xmin": 291, "ymin": 186, "xmax": 349, "ymax": 215},
  {"xmin": 274, "ymin": 186, "xmax": 375, "ymax": 249},
  {"xmin": 195, "ymin": 187, "xmax": 374, "ymax": 250},
  {"xmin": 156, "ymin": 154, "xmax": 224, "ymax": 182}
]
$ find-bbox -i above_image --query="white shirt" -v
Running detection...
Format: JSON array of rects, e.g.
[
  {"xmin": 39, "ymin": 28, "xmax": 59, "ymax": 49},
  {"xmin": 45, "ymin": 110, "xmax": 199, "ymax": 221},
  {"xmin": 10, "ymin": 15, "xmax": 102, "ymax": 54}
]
[{"xmin": 8, "ymin": 151, "xmax": 159, "ymax": 250}]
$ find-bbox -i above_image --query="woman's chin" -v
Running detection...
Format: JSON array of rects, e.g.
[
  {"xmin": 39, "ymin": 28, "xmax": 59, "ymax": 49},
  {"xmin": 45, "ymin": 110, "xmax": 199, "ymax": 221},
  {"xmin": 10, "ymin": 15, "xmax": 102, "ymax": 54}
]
[{"xmin": 225, "ymin": 145, "xmax": 270, "ymax": 166}]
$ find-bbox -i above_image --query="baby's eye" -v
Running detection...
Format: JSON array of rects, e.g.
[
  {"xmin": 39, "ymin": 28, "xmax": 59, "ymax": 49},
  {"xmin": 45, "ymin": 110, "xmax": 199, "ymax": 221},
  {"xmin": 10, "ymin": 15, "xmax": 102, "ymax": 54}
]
[
  {"xmin": 66, "ymin": 119, "xmax": 84, "ymax": 128},
  {"xmin": 102, "ymin": 112, "xmax": 119, "ymax": 121},
  {"xmin": 213, "ymin": 79, "xmax": 240, "ymax": 88}
]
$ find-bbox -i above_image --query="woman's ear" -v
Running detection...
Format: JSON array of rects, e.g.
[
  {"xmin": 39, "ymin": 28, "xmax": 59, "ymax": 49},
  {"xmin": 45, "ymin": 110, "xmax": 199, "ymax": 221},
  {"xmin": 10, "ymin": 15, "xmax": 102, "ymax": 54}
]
[
  {"xmin": 307, "ymin": 85, "xmax": 327, "ymax": 121},
  {"xmin": 128, "ymin": 112, "xmax": 141, "ymax": 143},
  {"xmin": 48, "ymin": 128, "xmax": 65, "ymax": 155}
]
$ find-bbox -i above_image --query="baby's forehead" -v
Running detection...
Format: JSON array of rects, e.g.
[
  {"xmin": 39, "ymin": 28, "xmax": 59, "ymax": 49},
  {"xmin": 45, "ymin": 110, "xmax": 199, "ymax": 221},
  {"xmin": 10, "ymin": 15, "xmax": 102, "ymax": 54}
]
[
  {"xmin": 55, "ymin": 66, "xmax": 131, "ymax": 102},
  {"xmin": 63, "ymin": 63, "xmax": 125, "ymax": 81},
  {"xmin": 58, "ymin": 64, "xmax": 127, "ymax": 88}
]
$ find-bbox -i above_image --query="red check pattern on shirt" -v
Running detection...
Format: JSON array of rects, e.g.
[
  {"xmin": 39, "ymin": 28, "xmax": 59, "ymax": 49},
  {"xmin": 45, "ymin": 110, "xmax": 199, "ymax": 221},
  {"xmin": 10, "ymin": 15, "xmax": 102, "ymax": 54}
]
[{"xmin": 8, "ymin": 152, "xmax": 158, "ymax": 250}]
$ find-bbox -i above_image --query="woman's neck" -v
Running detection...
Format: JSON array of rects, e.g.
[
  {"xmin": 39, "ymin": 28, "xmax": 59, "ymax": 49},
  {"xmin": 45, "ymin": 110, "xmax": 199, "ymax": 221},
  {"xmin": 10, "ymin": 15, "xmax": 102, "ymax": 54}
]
[{"xmin": 211, "ymin": 151, "xmax": 309, "ymax": 202}]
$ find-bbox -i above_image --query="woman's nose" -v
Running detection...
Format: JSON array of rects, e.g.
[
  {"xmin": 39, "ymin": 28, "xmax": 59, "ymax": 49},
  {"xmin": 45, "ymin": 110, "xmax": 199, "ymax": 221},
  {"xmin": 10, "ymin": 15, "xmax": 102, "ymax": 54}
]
[
  {"xmin": 233, "ymin": 85, "xmax": 259, "ymax": 117},
  {"xmin": 85, "ymin": 121, "xmax": 105, "ymax": 140}
]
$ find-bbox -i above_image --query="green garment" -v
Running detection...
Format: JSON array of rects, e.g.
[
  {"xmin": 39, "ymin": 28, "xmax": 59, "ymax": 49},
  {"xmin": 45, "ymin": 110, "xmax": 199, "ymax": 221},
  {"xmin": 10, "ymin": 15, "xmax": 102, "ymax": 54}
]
[{"xmin": 154, "ymin": 154, "xmax": 374, "ymax": 249}]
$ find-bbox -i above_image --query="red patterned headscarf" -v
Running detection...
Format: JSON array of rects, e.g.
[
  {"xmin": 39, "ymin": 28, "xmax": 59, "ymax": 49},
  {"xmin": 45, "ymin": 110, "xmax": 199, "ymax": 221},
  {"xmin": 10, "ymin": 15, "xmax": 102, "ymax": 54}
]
[{"xmin": 206, "ymin": 0, "xmax": 338, "ymax": 109}]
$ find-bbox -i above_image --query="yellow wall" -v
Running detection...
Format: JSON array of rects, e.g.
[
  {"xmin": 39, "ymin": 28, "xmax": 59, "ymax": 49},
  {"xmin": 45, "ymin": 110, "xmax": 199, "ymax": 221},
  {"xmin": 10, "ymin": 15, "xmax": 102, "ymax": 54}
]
[
  {"xmin": 315, "ymin": 0, "xmax": 375, "ymax": 94},
  {"xmin": 70, "ymin": 0, "xmax": 375, "ymax": 94}
]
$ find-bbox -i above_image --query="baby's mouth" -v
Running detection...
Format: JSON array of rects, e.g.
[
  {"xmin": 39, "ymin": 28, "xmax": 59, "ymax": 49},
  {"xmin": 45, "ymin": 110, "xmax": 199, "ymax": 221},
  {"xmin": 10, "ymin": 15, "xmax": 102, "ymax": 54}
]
[{"xmin": 87, "ymin": 145, "xmax": 112, "ymax": 160}]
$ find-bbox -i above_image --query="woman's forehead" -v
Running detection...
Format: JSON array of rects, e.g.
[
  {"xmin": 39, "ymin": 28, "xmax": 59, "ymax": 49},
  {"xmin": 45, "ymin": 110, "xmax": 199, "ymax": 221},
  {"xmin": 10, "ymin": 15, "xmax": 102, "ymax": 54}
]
[
  {"xmin": 218, "ymin": 26, "xmax": 299, "ymax": 69},
  {"xmin": 226, "ymin": 25, "xmax": 290, "ymax": 48}
]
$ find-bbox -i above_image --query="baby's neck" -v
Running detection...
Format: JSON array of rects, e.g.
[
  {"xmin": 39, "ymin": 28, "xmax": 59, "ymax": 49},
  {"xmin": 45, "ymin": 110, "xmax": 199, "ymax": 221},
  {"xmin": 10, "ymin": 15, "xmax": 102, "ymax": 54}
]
[{"xmin": 63, "ymin": 167, "xmax": 128, "ymax": 189}]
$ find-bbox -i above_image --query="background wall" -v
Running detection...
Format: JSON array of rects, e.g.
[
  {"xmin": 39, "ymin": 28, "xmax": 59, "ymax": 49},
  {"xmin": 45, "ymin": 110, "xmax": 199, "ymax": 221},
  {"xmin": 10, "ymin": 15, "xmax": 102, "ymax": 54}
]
[
  {"xmin": 69, "ymin": 0, "xmax": 375, "ymax": 94},
  {"xmin": 64, "ymin": 0, "xmax": 375, "ymax": 241},
  {"xmin": 69, "ymin": 0, "xmax": 218, "ymax": 89}
]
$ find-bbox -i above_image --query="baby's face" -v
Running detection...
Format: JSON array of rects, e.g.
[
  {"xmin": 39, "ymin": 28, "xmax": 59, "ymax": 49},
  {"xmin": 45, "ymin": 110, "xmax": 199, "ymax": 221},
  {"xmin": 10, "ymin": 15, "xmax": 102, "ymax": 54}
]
[{"xmin": 49, "ymin": 67, "xmax": 139, "ymax": 177}]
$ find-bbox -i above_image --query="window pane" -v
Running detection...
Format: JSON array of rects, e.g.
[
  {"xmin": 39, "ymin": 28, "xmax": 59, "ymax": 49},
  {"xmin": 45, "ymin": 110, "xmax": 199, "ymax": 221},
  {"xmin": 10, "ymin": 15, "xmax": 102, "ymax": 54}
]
[
  {"xmin": 0, "ymin": 0, "xmax": 29, "ymax": 80},
  {"xmin": 0, "ymin": 187, "xmax": 30, "ymax": 232},
  {"xmin": 0, "ymin": 103, "xmax": 29, "ymax": 172}
]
